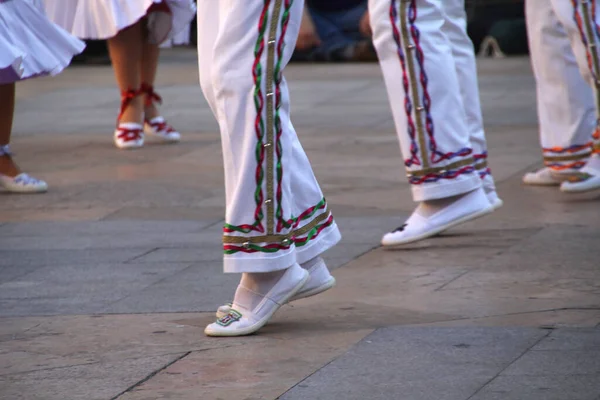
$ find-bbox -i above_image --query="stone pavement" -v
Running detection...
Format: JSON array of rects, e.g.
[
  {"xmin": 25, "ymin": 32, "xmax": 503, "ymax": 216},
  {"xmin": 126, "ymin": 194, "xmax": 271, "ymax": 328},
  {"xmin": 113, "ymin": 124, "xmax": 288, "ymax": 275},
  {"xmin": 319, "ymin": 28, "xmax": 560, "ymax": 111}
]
[{"xmin": 0, "ymin": 49, "xmax": 599, "ymax": 400}]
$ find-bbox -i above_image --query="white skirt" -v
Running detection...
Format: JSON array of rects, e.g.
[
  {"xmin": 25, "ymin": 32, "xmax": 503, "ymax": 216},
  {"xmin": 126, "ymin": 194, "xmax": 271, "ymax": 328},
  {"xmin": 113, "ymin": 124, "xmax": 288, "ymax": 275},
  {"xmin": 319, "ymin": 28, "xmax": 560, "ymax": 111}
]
[
  {"xmin": 42, "ymin": 0, "xmax": 196, "ymax": 44},
  {"xmin": 0, "ymin": 0, "xmax": 85, "ymax": 84}
]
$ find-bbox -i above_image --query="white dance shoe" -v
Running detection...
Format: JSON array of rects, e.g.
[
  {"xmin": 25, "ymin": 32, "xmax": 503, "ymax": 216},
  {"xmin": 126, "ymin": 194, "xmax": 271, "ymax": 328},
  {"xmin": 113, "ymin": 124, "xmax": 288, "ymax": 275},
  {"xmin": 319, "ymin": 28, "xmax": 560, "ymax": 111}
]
[
  {"xmin": 215, "ymin": 257, "xmax": 335, "ymax": 320},
  {"xmin": 114, "ymin": 122, "xmax": 144, "ymax": 149},
  {"xmin": 522, "ymin": 167, "xmax": 574, "ymax": 186},
  {"xmin": 144, "ymin": 117, "xmax": 181, "ymax": 143},
  {"xmin": 381, "ymin": 187, "xmax": 494, "ymax": 246},
  {"xmin": 560, "ymin": 171, "xmax": 600, "ymax": 193},
  {"xmin": 205, "ymin": 263, "xmax": 309, "ymax": 337},
  {"xmin": 0, "ymin": 173, "xmax": 48, "ymax": 193}
]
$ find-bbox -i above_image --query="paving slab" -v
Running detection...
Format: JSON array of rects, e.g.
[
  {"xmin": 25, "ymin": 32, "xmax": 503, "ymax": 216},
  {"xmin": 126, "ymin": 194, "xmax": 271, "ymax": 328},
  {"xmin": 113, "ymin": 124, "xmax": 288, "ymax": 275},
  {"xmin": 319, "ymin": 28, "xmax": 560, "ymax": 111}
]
[
  {"xmin": 0, "ymin": 50, "xmax": 599, "ymax": 400},
  {"xmin": 469, "ymin": 375, "xmax": 600, "ymax": 400},
  {"xmin": 279, "ymin": 327, "xmax": 549, "ymax": 400}
]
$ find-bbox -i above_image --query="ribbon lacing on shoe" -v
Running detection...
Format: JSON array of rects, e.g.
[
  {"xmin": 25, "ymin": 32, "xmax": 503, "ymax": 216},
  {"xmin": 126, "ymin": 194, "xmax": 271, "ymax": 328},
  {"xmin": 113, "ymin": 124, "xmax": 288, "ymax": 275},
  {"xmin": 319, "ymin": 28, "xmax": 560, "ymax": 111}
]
[
  {"xmin": 141, "ymin": 84, "xmax": 176, "ymax": 133},
  {"xmin": 118, "ymin": 88, "xmax": 142, "ymax": 123},
  {"xmin": 141, "ymin": 83, "xmax": 163, "ymax": 107},
  {"xmin": 0, "ymin": 145, "xmax": 12, "ymax": 157},
  {"xmin": 13, "ymin": 173, "xmax": 43, "ymax": 186},
  {"xmin": 116, "ymin": 127, "xmax": 143, "ymax": 142},
  {"xmin": 147, "ymin": 119, "xmax": 175, "ymax": 133}
]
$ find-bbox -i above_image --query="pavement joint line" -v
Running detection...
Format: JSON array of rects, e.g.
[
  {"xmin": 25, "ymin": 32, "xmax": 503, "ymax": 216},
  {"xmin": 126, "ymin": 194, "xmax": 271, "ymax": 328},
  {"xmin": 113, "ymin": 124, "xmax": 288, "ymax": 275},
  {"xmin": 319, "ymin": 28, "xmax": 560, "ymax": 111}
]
[
  {"xmin": 434, "ymin": 268, "xmax": 473, "ymax": 292},
  {"xmin": 465, "ymin": 328, "xmax": 552, "ymax": 400},
  {"xmin": 0, "ymin": 265, "xmax": 45, "ymax": 285},
  {"xmin": 111, "ymin": 351, "xmax": 191, "ymax": 400},
  {"xmin": 274, "ymin": 332, "xmax": 366, "ymax": 400},
  {"xmin": 0, "ymin": 360, "xmax": 101, "ymax": 377},
  {"xmin": 408, "ymin": 307, "xmax": 600, "ymax": 327},
  {"xmin": 123, "ymin": 247, "xmax": 161, "ymax": 264},
  {"xmin": 429, "ymin": 226, "xmax": 548, "ymax": 293}
]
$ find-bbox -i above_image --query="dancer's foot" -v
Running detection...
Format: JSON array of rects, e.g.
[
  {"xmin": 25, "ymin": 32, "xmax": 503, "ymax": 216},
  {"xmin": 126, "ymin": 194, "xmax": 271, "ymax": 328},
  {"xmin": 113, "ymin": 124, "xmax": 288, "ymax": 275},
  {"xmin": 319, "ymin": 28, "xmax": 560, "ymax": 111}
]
[
  {"xmin": 560, "ymin": 155, "xmax": 600, "ymax": 193},
  {"xmin": 0, "ymin": 145, "xmax": 47, "ymax": 193},
  {"xmin": 114, "ymin": 122, "xmax": 144, "ymax": 149},
  {"xmin": 381, "ymin": 187, "xmax": 493, "ymax": 246},
  {"xmin": 216, "ymin": 257, "xmax": 335, "ymax": 320},
  {"xmin": 142, "ymin": 84, "xmax": 181, "ymax": 143},
  {"xmin": 144, "ymin": 117, "xmax": 181, "ymax": 143},
  {"xmin": 205, "ymin": 264, "xmax": 309, "ymax": 337},
  {"xmin": 522, "ymin": 167, "xmax": 575, "ymax": 186}
]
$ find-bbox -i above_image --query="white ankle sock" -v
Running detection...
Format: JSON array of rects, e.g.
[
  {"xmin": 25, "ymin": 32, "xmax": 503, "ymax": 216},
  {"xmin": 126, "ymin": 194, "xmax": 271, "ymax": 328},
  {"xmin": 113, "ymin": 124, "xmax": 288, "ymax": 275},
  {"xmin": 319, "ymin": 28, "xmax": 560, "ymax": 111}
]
[
  {"xmin": 415, "ymin": 191, "xmax": 472, "ymax": 218},
  {"xmin": 233, "ymin": 270, "xmax": 287, "ymax": 311}
]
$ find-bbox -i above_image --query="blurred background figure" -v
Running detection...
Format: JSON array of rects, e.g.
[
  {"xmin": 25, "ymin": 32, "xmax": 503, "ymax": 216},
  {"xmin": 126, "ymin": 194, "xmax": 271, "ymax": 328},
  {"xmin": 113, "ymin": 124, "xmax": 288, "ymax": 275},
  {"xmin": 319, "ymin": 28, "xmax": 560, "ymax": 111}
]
[
  {"xmin": 523, "ymin": 0, "xmax": 600, "ymax": 193},
  {"xmin": 293, "ymin": 0, "xmax": 378, "ymax": 62},
  {"xmin": 0, "ymin": 0, "xmax": 84, "ymax": 193},
  {"xmin": 42, "ymin": 0, "xmax": 196, "ymax": 150}
]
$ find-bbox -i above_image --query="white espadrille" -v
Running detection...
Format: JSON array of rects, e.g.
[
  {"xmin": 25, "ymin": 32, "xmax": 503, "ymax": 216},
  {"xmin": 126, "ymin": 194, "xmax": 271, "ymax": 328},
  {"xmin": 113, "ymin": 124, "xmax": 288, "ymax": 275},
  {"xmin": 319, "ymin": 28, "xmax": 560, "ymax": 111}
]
[
  {"xmin": 0, "ymin": 173, "xmax": 48, "ymax": 193},
  {"xmin": 144, "ymin": 117, "xmax": 181, "ymax": 143},
  {"xmin": 522, "ymin": 167, "xmax": 573, "ymax": 186},
  {"xmin": 381, "ymin": 187, "xmax": 493, "ymax": 247},
  {"xmin": 560, "ymin": 171, "xmax": 600, "ymax": 193},
  {"xmin": 216, "ymin": 257, "xmax": 335, "ymax": 320},
  {"xmin": 114, "ymin": 122, "xmax": 144, "ymax": 149},
  {"xmin": 205, "ymin": 264, "xmax": 309, "ymax": 337},
  {"xmin": 0, "ymin": 145, "xmax": 48, "ymax": 193}
]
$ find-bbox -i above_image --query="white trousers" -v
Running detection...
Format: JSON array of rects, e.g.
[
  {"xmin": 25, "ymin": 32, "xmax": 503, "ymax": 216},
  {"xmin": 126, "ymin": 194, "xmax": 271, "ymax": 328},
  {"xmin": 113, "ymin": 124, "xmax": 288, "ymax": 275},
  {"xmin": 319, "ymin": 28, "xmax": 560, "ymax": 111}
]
[
  {"xmin": 369, "ymin": 0, "xmax": 492, "ymax": 201},
  {"xmin": 526, "ymin": 0, "xmax": 600, "ymax": 170},
  {"xmin": 197, "ymin": 0, "xmax": 341, "ymax": 273}
]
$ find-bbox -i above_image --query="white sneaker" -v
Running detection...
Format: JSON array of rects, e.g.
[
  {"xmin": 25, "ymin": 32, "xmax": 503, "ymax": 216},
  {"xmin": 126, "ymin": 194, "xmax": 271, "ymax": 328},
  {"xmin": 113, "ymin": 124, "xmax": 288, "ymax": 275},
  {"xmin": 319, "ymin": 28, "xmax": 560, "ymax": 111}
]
[
  {"xmin": 144, "ymin": 117, "xmax": 181, "ymax": 143},
  {"xmin": 522, "ymin": 167, "xmax": 573, "ymax": 186},
  {"xmin": 560, "ymin": 170, "xmax": 600, "ymax": 193},
  {"xmin": 216, "ymin": 257, "xmax": 335, "ymax": 320},
  {"xmin": 381, "ymin": 187, "xmax": 494, "ymax": 246},
  {"xmin": 114, "ymin": 122, "xmax": 144, "ymax": 150},
  {"xmin": 205, "ymin": 264, "xmax": 309, "ymax": 337},
  {"xmin": 0, "ymin": 173, "xmax": 48, "ymax": 193}
]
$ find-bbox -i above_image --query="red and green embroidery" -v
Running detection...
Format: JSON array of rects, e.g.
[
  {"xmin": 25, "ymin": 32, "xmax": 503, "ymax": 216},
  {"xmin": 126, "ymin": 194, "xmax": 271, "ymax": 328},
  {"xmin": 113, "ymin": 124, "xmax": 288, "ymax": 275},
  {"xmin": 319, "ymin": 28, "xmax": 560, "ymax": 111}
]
[
  {"xmin": 277, "ymin": 197, "xmax": 327, "ymax": 232},
  {"xmin": 216, "ymin": 309, "xmax": 242, "ymax": 326},
  {"xmin": 223, "ymin": 214, "xmax": 334, "ymax": 255},
  {"xmin": 223, "ymin": 0, "xmax": 272, "ymax": 235}
]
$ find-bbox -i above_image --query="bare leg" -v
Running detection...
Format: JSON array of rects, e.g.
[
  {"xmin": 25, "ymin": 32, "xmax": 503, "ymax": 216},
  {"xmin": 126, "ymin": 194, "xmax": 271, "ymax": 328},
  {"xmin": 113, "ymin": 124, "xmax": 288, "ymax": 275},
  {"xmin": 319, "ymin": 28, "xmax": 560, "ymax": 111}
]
[
  {"xmin": 0, "ymin": 83, "xmax": 21, "ymax": 177},
  {"xmin": 141, "ymin": 41, "xmax": 161, "ymax": 120},
  {"xmin": 107, "ymin": 21, "xmax": 144, "ymax": 124}
]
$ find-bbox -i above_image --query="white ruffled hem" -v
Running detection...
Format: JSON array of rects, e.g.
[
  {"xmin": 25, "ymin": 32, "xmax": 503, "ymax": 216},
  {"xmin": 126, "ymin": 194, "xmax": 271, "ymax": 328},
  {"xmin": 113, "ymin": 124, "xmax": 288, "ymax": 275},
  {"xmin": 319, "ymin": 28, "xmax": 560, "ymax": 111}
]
[
  {"xmin": 0, "ymin": 0, "xmax": 85, "ymax": 84},
  {"xmin": 42, "ymin": 0, "xmax": 196, "ymax": 44}
]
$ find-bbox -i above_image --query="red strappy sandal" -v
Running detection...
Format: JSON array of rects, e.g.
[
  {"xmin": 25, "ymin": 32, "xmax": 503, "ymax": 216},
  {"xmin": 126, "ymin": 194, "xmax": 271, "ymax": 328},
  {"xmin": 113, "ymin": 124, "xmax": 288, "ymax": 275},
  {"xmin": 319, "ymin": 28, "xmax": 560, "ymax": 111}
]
[
  {"xmin": 114, "ymin": 88, "xmax": 145, "ymax": 149},
  {"xmin": 141, "ymin": 83, "xmax": 181, "ymax": 143}
]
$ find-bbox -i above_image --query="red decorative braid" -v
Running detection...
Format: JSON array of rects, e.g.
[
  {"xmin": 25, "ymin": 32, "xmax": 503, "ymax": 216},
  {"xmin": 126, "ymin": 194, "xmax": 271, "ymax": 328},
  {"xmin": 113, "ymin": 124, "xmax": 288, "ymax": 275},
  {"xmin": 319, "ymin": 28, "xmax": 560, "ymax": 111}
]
[
  {"xmin": 545, "ymin": 160, "xmax": 587, "ymax": 170},
  {"xmin": 141, "ymin": 83, "xmax": 163, "ymax": 107},
  {"xmin": 146, "ymin": 119, "xmax": 175, "ymax": 133},
  {"xmin": 223, "ymin": 214, "xmax": 334, "ymax": 255},
  {"xmin": 116, "ymin": 126, "xmax": 143, "ymax": 142},
  {"xmin": 118, "ymin": 88, "xmax": 142, "ymax": 123},
  {"xmin": 409, "ymin": 166, "xmax": 475, "ymax": 185},
  {"xmin": 542, "ymin": 143, "xmax": 592, "ymax": 154}
]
